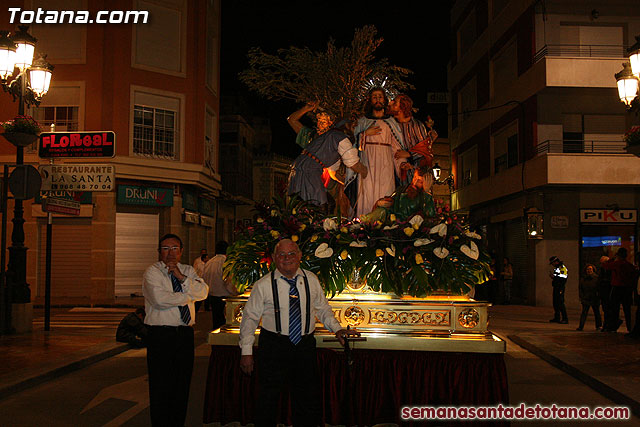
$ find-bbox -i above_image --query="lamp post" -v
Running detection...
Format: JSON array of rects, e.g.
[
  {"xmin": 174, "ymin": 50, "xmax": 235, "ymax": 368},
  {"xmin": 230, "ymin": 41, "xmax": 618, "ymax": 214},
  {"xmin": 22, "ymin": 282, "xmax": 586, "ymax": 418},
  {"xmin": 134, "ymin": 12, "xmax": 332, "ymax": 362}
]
[{"xmin": 0, "ymin": 25, "xmax": 53, "ymax": 329}]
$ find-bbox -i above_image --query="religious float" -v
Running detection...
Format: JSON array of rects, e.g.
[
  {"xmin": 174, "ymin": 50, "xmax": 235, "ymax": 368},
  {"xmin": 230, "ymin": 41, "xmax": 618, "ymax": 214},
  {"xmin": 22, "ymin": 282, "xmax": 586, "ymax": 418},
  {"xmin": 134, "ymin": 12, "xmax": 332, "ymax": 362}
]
[{"xmin": 204, "ymin": 26, "xmax": 507, "ymax": 425}]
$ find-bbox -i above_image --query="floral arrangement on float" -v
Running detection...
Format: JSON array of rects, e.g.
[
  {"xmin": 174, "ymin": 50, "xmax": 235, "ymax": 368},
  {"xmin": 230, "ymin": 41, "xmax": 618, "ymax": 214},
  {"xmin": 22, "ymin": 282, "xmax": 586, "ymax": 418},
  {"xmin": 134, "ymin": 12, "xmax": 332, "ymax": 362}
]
[{"xmin": 223, "ymin": 195, "xmax": 491, "ymax": 298}]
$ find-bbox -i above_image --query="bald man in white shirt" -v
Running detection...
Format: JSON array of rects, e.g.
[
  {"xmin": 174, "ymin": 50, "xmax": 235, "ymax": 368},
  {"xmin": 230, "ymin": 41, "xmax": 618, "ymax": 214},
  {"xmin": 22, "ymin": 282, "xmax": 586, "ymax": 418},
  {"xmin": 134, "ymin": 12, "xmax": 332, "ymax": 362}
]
[{"xmin": 239, "ymin": 239, "xmax": 358, "ymax": 426}]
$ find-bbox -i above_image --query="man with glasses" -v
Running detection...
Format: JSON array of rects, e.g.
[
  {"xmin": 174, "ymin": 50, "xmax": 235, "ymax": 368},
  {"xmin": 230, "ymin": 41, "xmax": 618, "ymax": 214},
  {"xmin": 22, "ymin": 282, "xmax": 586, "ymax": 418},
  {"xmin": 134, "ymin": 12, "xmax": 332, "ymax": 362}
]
[
  {"xmin": 143, "ymin": 233, "xmax": 209, "ymax": 426},
  {"xmin": 239, "ymin": 238, "xmax": 357, "ymax": 426}
]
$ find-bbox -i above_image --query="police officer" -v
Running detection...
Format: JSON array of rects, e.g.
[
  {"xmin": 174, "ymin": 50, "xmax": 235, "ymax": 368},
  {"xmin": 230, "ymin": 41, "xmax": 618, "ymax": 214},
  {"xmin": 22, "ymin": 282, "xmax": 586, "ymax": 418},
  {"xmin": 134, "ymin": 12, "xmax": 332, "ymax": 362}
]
[{"xmin": 549, "ymin": 256, "xmax": 569, "ymax": 324}]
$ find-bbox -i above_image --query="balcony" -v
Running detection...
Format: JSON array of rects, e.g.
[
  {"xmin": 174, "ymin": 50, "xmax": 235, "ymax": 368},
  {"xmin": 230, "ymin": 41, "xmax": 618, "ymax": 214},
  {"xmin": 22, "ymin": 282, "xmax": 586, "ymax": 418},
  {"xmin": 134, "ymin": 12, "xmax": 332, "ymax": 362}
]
[
  {"xmin": 532, "ymin": 44, "xmax": 626, "ymax": 89},
  {"xmin": 535, "ymin": 139, "xmax": 626, "ymax": 155},
  {"xmin": 534, "ymin": 44, "xmax": 628, "ymax": 63},
  {"xmin": 452, "ymin": 141, "xmax": 640, "ymax": 211}
]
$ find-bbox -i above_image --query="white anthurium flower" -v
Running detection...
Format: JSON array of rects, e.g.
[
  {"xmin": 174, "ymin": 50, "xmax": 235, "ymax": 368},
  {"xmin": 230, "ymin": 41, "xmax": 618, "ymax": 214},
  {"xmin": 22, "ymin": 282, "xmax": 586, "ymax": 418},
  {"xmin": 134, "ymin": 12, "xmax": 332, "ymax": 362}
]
[
  {"xmin": 386, "ymin": 244, "xmax": 396, "ymax": 257},
  {"xmin": 349, "ymin": 240, "xmax": 367, "ymax": 248},
  {"xmin": 383, "ymin": 224, "xmax": 399, "ymax": 230},
  {"xmin": 323, "ymin": 218, "xmax": 338, "ymax": 231},
  {"xmin": 433, "ymin": 247, "xmax": 449, "ymax": 259},
  {"xmin": 464, "ymin": 230, "xmax": 482, "ymax": 239},
  {"xmin": 409, "ymin": 215, "xmax": 424, "ymax": 229},
  {"xmin": 414, "ymin": 238, "xmax": 434, "ymax": 247},
  {"xmin": 460, "ymin": 241, "xmax": 480, "ymax": 260},
  {"xmin": 430, "ymin": 223, "xmax": 448, "ymax": 237},
  {"xmin": 314, "ymin": 243, "xmax": 334, "ymax": 258},
  {"xmin": 349, "ymin": 223, "xmax": 362, "ymax": 231}
]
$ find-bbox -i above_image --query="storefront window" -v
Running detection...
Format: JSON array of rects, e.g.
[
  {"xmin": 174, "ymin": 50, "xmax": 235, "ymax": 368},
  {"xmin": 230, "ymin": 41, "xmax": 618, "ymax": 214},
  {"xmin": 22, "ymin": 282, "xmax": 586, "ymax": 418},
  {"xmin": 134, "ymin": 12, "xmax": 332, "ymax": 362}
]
[{"xmin": 580, "ymin": 224, "xmax": 636, "ymax": 269}]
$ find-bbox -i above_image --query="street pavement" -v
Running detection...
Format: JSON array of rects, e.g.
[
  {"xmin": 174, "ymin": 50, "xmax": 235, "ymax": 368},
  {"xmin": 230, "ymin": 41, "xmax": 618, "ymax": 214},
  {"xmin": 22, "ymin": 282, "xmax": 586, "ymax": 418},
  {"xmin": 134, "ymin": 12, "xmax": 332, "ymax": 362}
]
[{"xmin": 0, "ymin": 303, "xmax": 638, "ymax": 423}]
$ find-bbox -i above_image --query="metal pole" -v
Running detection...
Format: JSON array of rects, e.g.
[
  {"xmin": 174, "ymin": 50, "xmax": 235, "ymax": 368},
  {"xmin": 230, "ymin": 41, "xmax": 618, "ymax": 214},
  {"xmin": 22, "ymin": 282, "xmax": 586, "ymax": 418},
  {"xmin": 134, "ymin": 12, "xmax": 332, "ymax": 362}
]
[
  {"xmin": 6, "ymin": 72, "xmax": 30, "ymax": 316},
  {"xmin": 44, "ymin": 148, "xmax": 54, "ymax": 331},
  {"xmin": 1, "ymin": 165, "xmax": 9, "ymax": 334},
  {"xmin": 44, "ymin": 212, "xmax": 51, "ymax": 331}
]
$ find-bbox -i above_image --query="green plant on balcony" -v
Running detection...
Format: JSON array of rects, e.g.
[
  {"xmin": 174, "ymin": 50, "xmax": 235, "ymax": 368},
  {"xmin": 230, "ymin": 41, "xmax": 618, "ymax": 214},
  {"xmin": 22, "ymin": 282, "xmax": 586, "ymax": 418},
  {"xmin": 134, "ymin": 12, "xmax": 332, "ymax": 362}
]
[
  {"xmin": 1, "ymin": 115, "xmax": 41, "ymax": 135},
  {"xmin": 624, "ymin": 125, "xmax": 640, "ymax": 156}
]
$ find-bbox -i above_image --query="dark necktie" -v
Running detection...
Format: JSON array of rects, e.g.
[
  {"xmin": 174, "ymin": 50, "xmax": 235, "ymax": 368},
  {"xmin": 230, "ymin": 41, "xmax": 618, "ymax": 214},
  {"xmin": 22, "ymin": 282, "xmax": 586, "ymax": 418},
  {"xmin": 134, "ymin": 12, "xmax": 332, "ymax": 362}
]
[
  {"xmin": 282, "ymin": 276, "xmax": 301, "ymax": 345},
  {"xmin": 170, "ymin": 273, "xmax": 191, "ymax": 325}
]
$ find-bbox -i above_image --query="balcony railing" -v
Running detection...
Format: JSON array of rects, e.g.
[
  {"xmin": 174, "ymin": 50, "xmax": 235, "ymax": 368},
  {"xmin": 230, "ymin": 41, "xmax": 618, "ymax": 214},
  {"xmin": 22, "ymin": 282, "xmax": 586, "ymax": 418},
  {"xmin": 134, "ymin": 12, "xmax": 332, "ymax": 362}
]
[
  {"xmin": 534, "ymin": 44, "xmax": 628, "ymax": 63},
  {"xmin": 535, "ymin": 139, "xmax": 626, "ymax": 155}
]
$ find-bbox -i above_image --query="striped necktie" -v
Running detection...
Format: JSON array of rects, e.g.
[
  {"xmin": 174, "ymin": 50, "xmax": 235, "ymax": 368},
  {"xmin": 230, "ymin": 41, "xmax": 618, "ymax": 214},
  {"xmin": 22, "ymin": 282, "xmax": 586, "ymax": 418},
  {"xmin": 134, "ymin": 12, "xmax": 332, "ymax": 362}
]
[
  {"xmin": 282, "ymin": 275, "xmax": 301, "ymax": 345},
  {"xmin": 170, "ymin": 273, "xmax": 191, "ymax": 325}
]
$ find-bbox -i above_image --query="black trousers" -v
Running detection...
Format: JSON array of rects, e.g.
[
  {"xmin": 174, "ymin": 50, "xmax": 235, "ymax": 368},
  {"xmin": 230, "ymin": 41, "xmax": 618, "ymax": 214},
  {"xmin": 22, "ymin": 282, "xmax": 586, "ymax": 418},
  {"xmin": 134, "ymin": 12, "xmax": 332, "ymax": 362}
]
[
  {"xmin": 578, "ymin": 303, "xmax": 602, "ymax": 329},
  {"xmin": 256, "ymin": 328, "xmax": 320, "ymax": 427},
  {"xmin": 209, "ymin": 296, "xmax": 227, "ymax": 330},
  {"xmin": 609, "ymin": 286, "xmax": 633, "ymax": 331},
  {"xmin": 146, "ymin": 325, "xmax": 194, "ymax": 427},
  {"xmin": 552, "ymin": 283, "xmax": 567, "ymax": 321}
]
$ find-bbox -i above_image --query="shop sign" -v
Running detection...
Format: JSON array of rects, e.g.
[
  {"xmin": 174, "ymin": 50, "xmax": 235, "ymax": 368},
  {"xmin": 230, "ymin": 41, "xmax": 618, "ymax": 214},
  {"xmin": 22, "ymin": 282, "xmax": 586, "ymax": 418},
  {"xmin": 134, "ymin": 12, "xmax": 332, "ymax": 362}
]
[
  {"xmin": 550, "ymin": 216, "xmax": 568, "ymax": 228},
  {"xmin": 117, "ymin": 185, "xmax": 173, "ymax": 207},
  {"xmin": 42, "ymin": 197, "xmax": 81, "ymax": 216},
  {"xmin": 39, "ymin": 131, "xmax": 116, "ymax": 158},
  {"xmin": 580, "ymin": 209, "xmax": 637, "ymax": 223},
  {"xmin": 200, "ymin": 215, "xmax": 215, "ymax": 228},
  {"xmin": 182, "ymin": 188, "xmax": 198, "ymax": 211},
  {"xmin": 36, "ymin": 190, "xmax": 92, "ymax": 204},
  {"xmin": 39, "ymin": 164, "xmax": 114, "ymax": 191},
  {"xmin": 184, "ymin": 210, "xmax": 200, "ymax": 224},
  {"xmin": 198, "ymin": 198, "xmax": 215, "ymax": 216}
]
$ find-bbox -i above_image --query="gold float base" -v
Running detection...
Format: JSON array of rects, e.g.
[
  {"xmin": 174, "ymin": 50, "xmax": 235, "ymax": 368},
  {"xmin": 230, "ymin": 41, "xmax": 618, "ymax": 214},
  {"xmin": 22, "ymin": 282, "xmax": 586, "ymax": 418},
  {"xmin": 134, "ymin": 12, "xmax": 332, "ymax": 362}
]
[{"xmin": 209, "ymin": 291, "xmax": 505, "ymax": 353}]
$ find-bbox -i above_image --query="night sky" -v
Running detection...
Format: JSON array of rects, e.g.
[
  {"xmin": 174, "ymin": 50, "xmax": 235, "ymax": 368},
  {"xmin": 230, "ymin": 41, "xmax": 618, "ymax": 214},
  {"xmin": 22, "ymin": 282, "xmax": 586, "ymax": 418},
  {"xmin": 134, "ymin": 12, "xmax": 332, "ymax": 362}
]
[{"xmin": 220, "ymin": 0, "xmax": 452, "ymax": 157}]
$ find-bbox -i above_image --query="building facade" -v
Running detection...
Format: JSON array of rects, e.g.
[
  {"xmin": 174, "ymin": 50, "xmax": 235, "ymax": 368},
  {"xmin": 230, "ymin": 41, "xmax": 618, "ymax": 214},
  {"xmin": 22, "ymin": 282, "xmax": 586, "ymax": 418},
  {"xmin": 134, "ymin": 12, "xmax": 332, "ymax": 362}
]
[
  {"xmin": 449, "ymin": 0, "xmax": 640, "ymax": 307},
  {"xmin": 0, "ymin": 0, "xmax": 221, "ymax": 304}
]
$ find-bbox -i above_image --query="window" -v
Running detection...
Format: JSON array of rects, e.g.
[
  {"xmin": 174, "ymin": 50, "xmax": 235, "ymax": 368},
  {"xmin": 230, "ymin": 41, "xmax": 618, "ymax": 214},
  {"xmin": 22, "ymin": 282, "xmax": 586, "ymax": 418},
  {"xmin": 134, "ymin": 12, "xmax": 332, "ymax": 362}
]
[
  {"xmin": 133, "ymin": 105, "xmax": 178, "ymax": 159},
  {"xmin": 493, "ymin": 121, "xmax": 518, "ymax": 174},
  {"xmin": 32, "ymin": 106, "xmax": 79, "ymax": 132},
  {"xmin": 29, "ymin": 106, "xmax": 79, "ymax": 153},
  {"xmin": 204, "ymin": 108, "xmax": 216, "ymax": 175},
  {"xmin": 457, "ymin": 147, "xmax": 477, "ymax": 188}
]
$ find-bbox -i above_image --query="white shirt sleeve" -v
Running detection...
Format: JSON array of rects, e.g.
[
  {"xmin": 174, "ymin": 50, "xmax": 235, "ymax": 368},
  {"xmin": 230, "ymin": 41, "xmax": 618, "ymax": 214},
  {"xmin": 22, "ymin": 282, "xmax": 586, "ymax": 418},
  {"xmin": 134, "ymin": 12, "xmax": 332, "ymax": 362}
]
[
  {"xmin": 338, "ymin": 137, "xmax": 359, "ymax": 167},
  {"xmin": 308, "ymin": 272, "xmax": 342, "ymax": 333},
  {"xmin": 239, "ymin": 278, "xmax": 266, "ymax": 355}
]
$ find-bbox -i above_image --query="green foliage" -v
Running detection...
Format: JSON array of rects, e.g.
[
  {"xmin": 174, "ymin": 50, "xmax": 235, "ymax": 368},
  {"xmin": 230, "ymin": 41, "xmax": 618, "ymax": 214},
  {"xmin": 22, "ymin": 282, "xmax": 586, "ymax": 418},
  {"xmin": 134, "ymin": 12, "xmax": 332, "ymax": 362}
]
[
  {"xmin": 239, "ymin": 26, "xmax": 412, "ymax": 121},
  {"xmin": 224, "ymin": 197, "xmax": 491, "ymax": 297}
]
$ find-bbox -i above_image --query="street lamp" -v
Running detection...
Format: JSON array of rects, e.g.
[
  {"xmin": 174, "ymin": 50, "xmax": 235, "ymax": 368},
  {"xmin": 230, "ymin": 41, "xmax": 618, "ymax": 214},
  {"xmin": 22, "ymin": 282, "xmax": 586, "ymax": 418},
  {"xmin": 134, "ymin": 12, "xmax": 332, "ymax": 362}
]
[
  {"xmin": 0, "ymin": 25, "xmax": 53, "ymax": 322},
  {"xmin": 615, "ymin": 35, "xmax": 640, "ymax": 108},
  {"xmin": 431, "ymin": 162, "xmax": 454, "ymax": 192}
]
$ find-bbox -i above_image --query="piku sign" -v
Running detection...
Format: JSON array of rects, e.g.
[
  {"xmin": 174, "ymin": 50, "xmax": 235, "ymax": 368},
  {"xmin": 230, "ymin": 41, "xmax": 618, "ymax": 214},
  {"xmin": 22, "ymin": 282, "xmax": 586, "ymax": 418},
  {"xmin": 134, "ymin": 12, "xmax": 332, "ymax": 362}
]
[{"xmin": 39, "ymin": 131, "xmax": 115, "ymax": 158}]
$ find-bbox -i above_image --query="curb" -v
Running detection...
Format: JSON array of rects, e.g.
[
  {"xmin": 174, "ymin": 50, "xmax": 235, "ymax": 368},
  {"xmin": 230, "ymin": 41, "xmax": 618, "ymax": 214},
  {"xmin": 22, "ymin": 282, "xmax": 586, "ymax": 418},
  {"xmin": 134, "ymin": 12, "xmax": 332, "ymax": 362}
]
[
  {"xmin": 508, "ymin": 334, "xmax": 640, "ymax": 418},
  {"xmin": 0, "ymin": 344, "xmax": 131, "ymax": 401}
]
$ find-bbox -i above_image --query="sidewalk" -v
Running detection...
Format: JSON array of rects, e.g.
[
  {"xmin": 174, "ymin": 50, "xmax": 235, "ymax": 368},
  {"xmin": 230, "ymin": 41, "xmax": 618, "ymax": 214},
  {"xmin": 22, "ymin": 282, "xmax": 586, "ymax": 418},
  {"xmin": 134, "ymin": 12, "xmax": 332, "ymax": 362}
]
[
  {"xmin": 488, "ymin": 304, "xmax": 640, "ymax": 418},
  {"xmin": 0, "ymin": 307, "xmax": 131, "ymax": 400},
  {"xmin": 0, "ymin": 304, "xmax": 638, "ymax": 418}
]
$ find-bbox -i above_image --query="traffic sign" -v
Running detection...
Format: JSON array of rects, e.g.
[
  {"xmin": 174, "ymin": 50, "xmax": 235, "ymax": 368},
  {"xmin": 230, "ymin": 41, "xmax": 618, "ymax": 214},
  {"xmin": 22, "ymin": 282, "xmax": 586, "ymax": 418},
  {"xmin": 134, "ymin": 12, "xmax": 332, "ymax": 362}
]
[
  {"xmin": 39, "ymin": 131, "xmax": 116, "ymax": 158},
  {"xmin": 39, "ymin": 164, "xmax": 115, "ymax": 192},
  {"xmin": 42, "ymin": 197, "xmax": 81, "ymax": 216},
  {"xmin": 9, "ymin": 165, "xmax": 42, "ymax": 200}
]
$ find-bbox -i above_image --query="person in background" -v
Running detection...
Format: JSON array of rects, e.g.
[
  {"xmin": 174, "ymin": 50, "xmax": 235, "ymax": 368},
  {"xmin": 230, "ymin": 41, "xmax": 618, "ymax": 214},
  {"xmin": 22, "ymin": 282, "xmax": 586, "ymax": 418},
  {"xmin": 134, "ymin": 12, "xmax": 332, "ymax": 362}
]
[
  {"xmin": 501, "ymin": 257, "xmax": 514, "ymax": 304},
  {"xmin": 116, "ymin": 307, "xmax": 147, "ymax": 348},
  {"xmin": 576, "ymin": 264, "xmax": 601, "ymax": 331},
  {"xmin": 193, "ymin": 248, "xmax": 208, "ymax": 277},
  {"xmin": 549, "ymin": 256, "xmax": 569, "ymax": 324},
  {"xmin": 202, "ymin": 240, "xmax": 239, "ymax": 330},
  {"xmin": 597, "ymin": 256, "xmax": 613, "ymax": 332},
  {"xmin": 143, "ymin": 233, "xmax": 209, "ymax": 427},
  {"xmin": 602, "ymin": 247, "xmax": 635, "ymax": 332},
  {"xmin": 194, "ymin": 249, "xmax": 209, "ymax": 313},
  {"xmin": 488, "ymin": 256, "xmax": 499, "ymax": 304}
]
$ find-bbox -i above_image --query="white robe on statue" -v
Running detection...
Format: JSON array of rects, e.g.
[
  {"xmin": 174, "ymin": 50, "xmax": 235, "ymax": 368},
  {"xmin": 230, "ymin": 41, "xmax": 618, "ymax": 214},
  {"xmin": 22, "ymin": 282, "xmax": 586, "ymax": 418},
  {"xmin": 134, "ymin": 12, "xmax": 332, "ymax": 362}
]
[{"xmin": 354, "ymin": 117, "xmax": 403, "ymax": 217}]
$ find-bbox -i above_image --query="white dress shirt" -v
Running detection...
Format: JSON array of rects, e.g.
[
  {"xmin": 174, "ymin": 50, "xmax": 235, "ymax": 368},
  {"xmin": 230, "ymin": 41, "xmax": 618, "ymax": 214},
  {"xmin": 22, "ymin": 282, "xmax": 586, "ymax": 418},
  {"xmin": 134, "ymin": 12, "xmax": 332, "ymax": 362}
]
[
  {"xmin": 239, "ymin": 268, "xmax": 342, "ymax": 355},
  {"xmin": 143, "ymin": 261, "xmax": 209, "ymax": 326},
  {"xmin": 193, "ymin": 256, "xmax": 206, "ymax": 277},
  {"xmin": 202, "ymin": 254, "xmax": 236, "ymax": 297}
]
